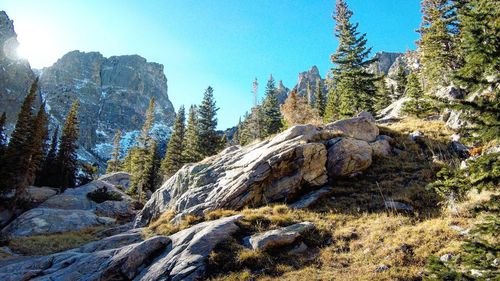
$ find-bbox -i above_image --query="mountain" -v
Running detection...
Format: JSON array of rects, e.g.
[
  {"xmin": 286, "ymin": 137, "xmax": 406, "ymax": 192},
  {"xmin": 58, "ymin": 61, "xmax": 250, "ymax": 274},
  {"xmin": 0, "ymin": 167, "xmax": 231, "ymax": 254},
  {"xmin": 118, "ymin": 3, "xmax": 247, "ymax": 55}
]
[
  {"xmin": 0, "ymin": 11, "xmax": 37, "ymax": 132},
  {"xmin": 38, "ymin": 51, "xmax": 176, "ymax": 164},
  {"xmin": 0, "ymin": 11, "xmax": 176, "ymax": 167}
]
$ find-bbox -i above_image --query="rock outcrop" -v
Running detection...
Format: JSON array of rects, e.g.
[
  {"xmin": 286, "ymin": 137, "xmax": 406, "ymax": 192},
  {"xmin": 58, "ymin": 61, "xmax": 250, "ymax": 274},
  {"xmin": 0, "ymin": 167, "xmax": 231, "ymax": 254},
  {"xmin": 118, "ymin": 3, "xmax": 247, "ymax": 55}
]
[
  {"xmin": 1, "ymin": 175, "xmax": 135, "ymax": 238},
  {"xmin": 0, "ymin": 215, "xmax": 243, "ymax": 281},
  {"xmin": 135, "ymin": 114, "xmax": 389, "ymax": 227},
  {"xmin": 0, "ymin": 11, "xmax": 37, "ymax": 132},
  {"xmin": 245, "ymin": 221, "xmax": 314, "ymax": 251}
]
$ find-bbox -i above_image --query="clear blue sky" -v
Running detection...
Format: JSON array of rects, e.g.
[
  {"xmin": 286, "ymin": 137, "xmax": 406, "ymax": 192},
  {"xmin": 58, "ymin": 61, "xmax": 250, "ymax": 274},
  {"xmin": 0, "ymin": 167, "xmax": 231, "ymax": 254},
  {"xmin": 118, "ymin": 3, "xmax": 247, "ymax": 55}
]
[{"xmin": 3, "ymin": 0, "xmax": 421, "ymax": 129}]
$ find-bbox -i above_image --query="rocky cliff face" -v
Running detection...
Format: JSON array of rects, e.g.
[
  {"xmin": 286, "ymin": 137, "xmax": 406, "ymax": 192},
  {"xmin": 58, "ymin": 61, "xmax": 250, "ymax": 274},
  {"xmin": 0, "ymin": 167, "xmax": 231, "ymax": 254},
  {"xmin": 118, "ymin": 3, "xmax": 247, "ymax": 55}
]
[
  {"xmin": 0, "ymin": 11, "xmax": 37, "ymax": 132},
  {"xmin": 38, "ymin": 51, "xmax": 176, "ymax": 163},
  {"xmin": 0, "ymin": 11, "xmax": 176, "ymax": 167}
]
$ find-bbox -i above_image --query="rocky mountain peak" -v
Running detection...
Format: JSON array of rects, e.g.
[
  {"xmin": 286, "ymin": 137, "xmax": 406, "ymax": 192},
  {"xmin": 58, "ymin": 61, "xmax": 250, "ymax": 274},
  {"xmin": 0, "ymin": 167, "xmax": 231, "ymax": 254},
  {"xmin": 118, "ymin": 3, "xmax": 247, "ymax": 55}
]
[{"xmin": 368, "ymin": 51, "xmax": 404, "ymax": 75}]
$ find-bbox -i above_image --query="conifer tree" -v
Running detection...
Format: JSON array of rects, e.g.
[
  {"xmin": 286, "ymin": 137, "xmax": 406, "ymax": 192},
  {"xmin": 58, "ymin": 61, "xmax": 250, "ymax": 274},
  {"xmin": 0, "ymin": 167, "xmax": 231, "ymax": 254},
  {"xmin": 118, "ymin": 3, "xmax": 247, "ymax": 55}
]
[
  {"xmin": 306, "ymin": 81, "xmax": 313, "ymax": 105},
  {"xmin": 183, "ymin": 105, "xmax": 202, "ymax": 163},
  {"xmin": 418, "ymin": 0, "xmax": 458, "ymax": 90},
  {"xmin": 374, "ymin": 75, "xmax": 392, "ymax": 113},
  {"xmin": 129, "ymin": 98, "xmax": 155, "ymax": 202},
  {"xmin": 395, "ymin": 65, "xmax": 408, "ymax": 98},
  {"xmin": 0, "ymin": 112, "xmax": 7, "ymax": 159},
  {"xmin": 161, "ymin": 105, "xmax": 186, "ymax": 178},
  {"xmin": 0, "ymin": 79, "xmax": 38, "ymax": 195},
  {"xmin": 324, "ymin": 80, "xmax": 339, "ymax": 123},
  {"xmin": 106, "ymin": 130, "xmax": 122, "ymax": 174},
  {"xmin": 27, "ymin": 104, "xmax": 49, "ymax": 186},
  {"xmin": 401, "ymin": 72, "xmax": 435, "ymax": 117},
  {"xmin": 147, "ymin": 140, "xmax": 162, "ymax": 191},
  {"xmin": 261, "ymin": 75, "xmax": 282, "ymax": 137},
  {"xmin": 314, "ymin": 79, "xmax": 326, "ymax": 117},
  {"xmin": 449, "ymin": 0, "xmax": 499, "ymax": 142},
  {"xmin": 197, "ymin": 86, "xmax": 219, "ymax": 158},
  {"xmin": 56, "ymin": 101, "xmax": 80, "ymax": 189},
  {"xmin": 327, "ymin": 0, "xmax": 377, "ymax": 119},
  {"xmin": 37, "ymin": 126, "xmax": 59, "ymax": 187}
]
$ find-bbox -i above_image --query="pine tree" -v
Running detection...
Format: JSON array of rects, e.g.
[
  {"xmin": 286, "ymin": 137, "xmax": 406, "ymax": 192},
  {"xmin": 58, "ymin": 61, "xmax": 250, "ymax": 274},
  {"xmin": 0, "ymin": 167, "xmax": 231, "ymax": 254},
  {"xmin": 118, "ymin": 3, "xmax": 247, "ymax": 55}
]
[
  {"xmin": 314, "ymin": 79, "xmax": 326, "ymax": 117},
  {"xmin": 161, "ymin": 105, "xmax": 186, "ymax": 178},
  {"xmin": 27, "ymin": 104, "xmax": 49, "ymax": 186},
  {"xmin": 395, "ymin": 65, "xmax": 408, "ymax": 98},
  {"xmin": 106, "ymin": 130, "xmax": 122, "ymax": 174},
  {"xmin": 147, "ymin": 140, "xmax": 162, "ymax": 191},
  {"xmin": 327, "ymin": 0, "xmax": 377, "ymax": 119},
  {"xmin": 449, "ymin": 0, "xmax": 499, "ymax": 142},
  {"xmin": 37, "ymin": 126, "xmax": 59, "ymax": 187},
  {"xmin": 418, "ymin": 0, "xmax": 458, "ymax": 90},
  {"xmin": 129, "ymin": 98, "xmax": 155, "ymax": 202},
  {"xmin": 0, "ymin": 112, "xmax": 7, "ymax": 159},
  {"xmin": 401, "ymin": 72, "xmax": 435, "ymax": 117},
  {"xmin": 374, "ymin": 75, "xmax": 392, "ymax": 113},
  {"xmin": 0, "ymin": 79, "xmax": 38, "ymax": 195},
  {"xmin": 183, "ymin": 105, "xmax": 202, "ymax": 163},
  {"xmin": 261, "ymin": 75, "xmax": 282, "ymax": 137},
  {"xmin": 56, "ymin": 101, "xmax": 80, "ymax": 189},
  {"xmin": 197, "ymin": 86, "xmax": 219, "ymax": 158}
]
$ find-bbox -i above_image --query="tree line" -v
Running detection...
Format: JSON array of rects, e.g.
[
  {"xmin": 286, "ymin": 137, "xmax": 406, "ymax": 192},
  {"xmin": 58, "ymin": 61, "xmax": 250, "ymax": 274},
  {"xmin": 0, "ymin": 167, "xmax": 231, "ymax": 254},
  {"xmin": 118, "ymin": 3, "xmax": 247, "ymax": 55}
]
[{"xmin": 0, "ymin": 79, "xmax": 80, "ymax": 205}]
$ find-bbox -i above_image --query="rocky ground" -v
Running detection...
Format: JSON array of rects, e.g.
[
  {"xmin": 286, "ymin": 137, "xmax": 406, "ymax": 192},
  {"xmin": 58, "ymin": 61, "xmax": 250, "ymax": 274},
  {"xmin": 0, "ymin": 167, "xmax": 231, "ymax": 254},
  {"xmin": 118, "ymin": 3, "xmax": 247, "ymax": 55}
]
[{"xmin": 0, "ymin": 114, "xmax": 495, "ymax": 280}]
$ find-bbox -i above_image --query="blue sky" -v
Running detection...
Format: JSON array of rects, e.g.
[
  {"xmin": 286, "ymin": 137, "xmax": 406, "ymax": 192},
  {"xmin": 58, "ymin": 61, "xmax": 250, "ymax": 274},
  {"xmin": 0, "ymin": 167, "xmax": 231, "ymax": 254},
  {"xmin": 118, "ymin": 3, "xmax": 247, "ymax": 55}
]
[{"xmin": 3, "ymin": 0, "xmax": 421, "ymax": 129}]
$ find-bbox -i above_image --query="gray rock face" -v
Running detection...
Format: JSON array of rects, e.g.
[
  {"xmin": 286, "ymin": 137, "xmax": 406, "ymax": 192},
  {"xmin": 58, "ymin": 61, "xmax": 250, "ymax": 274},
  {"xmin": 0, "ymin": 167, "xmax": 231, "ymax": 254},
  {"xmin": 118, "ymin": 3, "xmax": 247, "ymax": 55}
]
[
  {"xmin": 327, "ymin": 137, "xmax": 373, "ymax": 177},
  {"xmin": 293, "ymin": 65, "xmax": 325, "ymax": 103},
  {"xmin": 0, "ymin": 215, "xmax": 243, "ymax": 281},
  {"xmin": 1, "ymin": 176, "xmax": 134, "ymax": 237},
  {"xmin": 368, "ymin": 52, "xmax": 404, "ymax": 75},
  {"xmin": 245, "ymin": 222, "xmax": 314, "ymax": 251},
  {"xmin": 0, "ymin": 11, "xmax": 37, "ymax": 132},
  {"xmin": 137, "ymin": 215, "xmax": 243, "ymax": 281},
  {"xmin": 25, "ymin": 186, "xmax": 58, "ymax": 206},
  {"xmin": 378, "ymin": 97, "xmax": 410, "ymax": 120},
  {"xmin": 0, "ymin": 208, "xmax": 115, "ymax": 237},
  {"xmin": 38, "ymin": 50, "xmax": 175, "ymax": 163},
  {"xmin": 135, "ymin": 115, "xmax": 387, "ymax": 227},
  {"xmin": 289, "ymin": 186, "xmax": 333, "ymax": 209}
]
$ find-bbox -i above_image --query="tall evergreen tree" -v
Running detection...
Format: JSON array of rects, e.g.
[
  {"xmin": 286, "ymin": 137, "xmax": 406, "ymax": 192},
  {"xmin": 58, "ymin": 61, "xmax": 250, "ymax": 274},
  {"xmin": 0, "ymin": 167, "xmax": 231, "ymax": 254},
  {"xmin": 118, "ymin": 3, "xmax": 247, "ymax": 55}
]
[
  {"xmin": 418, "ymin": 0, "xmax": 458, "ymax": 90},
  {"xmin": 183, "ymin": 105, "xmax": 202, "ymax": 163},
  {"xmin": 450, "ymin": 0, "xmax": 499, "ymax": 142},
  {"xmin": 402, "ymin": 72, "xmax": 435, "ymax": 117},
  {"xmin": 0, "ymin": 112, "xmax": 7, "ymax": 159},
  {"xmin": 161, "ymin": 105, "xmax": 186, "ymax": 178},
  {"xmin": 197, "ymin": 86, "xmax": 219, "ymax": 158},
  {"xmin": 27, "ymin": 104, "xmax": 49, "ymax": 186},
  {"xmin": 129, "ymin": 98, "xmax": 155, "ymax": 202},
  {"xmin": 314, "ymin": 79, "xmax": 326, "ymax": 117},
  {"xmin": 106, "ymin": 130, "xmax": 122, "ymax": 174},
  {"xmin": 56, "ymin": 101, "xmax": 80, "ymax": 189},
  {"xmin": 395, "ymin": 64, "xmax": 408, "ymax": 98},
  {"xmin": 0, "ymin": 79, "xmax": 38, "ymax": 195},
  {"xmin": 147, "ymin": 140, "xmax": 162, "ymax": 191},
  {"xmin": 261, "ymin": 75, "xmax": 282, "ymax": 137},
  {"xmin": 326, "ymin": 0, "xmax": 377, "ymax": 119},
  {"xmin": 374, "ymin": 75, "xmax": 392, "ymax": 113},
  {"xmin": 37, "ymin": 126, "xmax": 59, "ymax": 187}
]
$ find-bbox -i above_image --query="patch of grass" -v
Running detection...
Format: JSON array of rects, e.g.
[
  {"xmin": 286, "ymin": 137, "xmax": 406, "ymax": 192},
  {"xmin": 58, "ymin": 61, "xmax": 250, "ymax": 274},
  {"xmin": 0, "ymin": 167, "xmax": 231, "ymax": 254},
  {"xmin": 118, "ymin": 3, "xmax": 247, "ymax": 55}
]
[
  {"xmin": 8, "ymin": 226, "xmax": 106, "ymax": 256},
  {"xmin": 146, "ymin": 210, "xmax": 203, "ymax": 236}
]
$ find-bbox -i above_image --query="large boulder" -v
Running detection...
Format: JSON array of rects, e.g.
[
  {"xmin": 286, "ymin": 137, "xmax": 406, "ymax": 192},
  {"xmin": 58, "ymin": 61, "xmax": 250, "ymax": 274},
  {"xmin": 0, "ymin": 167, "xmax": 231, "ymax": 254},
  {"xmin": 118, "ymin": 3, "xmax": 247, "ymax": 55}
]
[
  {"xmin": 1, "ymin": 208, "xmax": 115, "ymax": 238},
  {"xmin": 135, "ymin": 116, "xmax": 386, "ymax": 227},
  {"xmin": 0, "ymin": 215, "xmax": 243, "ymax": 281},
  {"xmin": 25, "ymin": 186, "xmax": 58, "ymax": 206},
  {"xmin": 327, "ymin": 137, "xmax": 373, "ymax": 177}
]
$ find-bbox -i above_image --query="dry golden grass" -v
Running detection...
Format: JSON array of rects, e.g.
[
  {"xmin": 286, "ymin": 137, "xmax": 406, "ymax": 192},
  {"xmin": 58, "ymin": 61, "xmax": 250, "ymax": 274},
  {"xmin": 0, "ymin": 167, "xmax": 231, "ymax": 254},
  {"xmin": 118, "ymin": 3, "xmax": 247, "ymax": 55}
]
[{"xmin": 8, "ymin": 226, "xmax": 106, "ymax": 256}]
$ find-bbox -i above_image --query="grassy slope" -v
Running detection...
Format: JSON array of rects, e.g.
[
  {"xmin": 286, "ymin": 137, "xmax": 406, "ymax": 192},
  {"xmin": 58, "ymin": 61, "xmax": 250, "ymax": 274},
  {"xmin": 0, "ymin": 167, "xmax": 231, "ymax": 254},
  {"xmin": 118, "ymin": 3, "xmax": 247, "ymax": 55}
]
[{"xmin": 148, "ymin": 118, "xmax": 495, "ymax": 281}]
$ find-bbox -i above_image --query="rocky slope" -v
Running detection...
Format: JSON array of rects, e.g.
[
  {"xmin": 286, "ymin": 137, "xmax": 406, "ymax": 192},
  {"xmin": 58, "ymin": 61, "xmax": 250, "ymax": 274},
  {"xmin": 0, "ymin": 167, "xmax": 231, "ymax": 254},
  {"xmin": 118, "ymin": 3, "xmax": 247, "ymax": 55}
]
[
  {"xmin": 0, "ymin": 114, "xmax": 393, "ymax": 280},
  {"xmin": 0, "ymin": 11, "xmax": 176, "ymax": 167},
  {"xmin": 0, "ymin": 11, "xmax": 37, "ymax": 132}
]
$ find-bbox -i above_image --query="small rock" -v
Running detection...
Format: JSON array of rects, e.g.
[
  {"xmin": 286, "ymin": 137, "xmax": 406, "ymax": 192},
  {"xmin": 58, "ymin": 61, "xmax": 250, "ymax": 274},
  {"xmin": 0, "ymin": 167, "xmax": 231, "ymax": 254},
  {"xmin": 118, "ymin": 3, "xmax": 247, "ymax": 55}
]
[
  {"xmin": 289, "ymin": 186, "xmax": 333, "ymax": 209},
  {"xmin": 409, "ymin": 131, "xmax": 423, "ymax": 141},
  {"xmin": 492, "ymin": 258, "xmax": 499, "ymax": 267},
  {"xmin": 451, "ymin": 141, "xmax": 470, "ymax": 158},
  {"xmin": 440, "ymin": 254, "xmax": 452, "ymax": 262},
  {"xmin": 384, "ymin": 201, "xmax": 413, "ymax": 212},
  {"xmin": 327, "ymin": 138, "xmax": 373, "ymax": 177},
  {"xmin": 246, "ymin": 222, "xmax": 314, "ymax": 251},
  {"xmin": 375, "ymin": 264, "xmax": 390, "ymax": 272},
  {"xmin": 470, "ymin": 269, "xmax": 483, "ymax": 278},
  {"xmin": 370, "ymin": 138, "xmax": 391, "ymax": 157},
  {"xmin": 287, "ymin": 242, "xmax": 308, "ymax": 255},
  {"xmin": 357, "ymin": 111, "xmax": 376, "ymax": 122}
]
